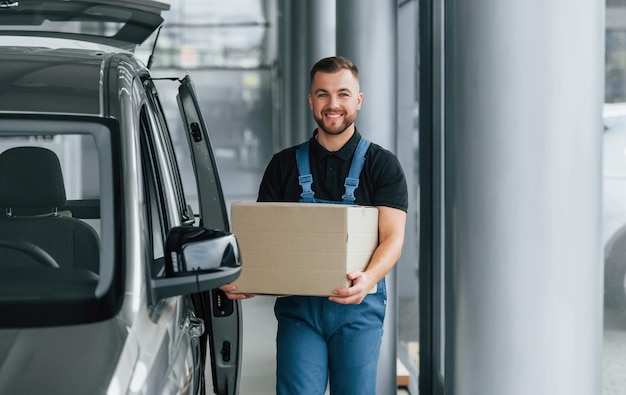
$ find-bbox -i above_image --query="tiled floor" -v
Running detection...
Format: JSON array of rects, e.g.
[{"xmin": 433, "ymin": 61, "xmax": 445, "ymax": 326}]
[
  {"xmin": 228, "ymin": 298, "xmax": 626, "ymax": 395},
  {"xmin": 230, "ymin": 295, "xmax": 419, "ymax": 395},
  {"xmin": 603, "ymin": 307, "xmax": 626, "ymax": 395},
  {"xmin": 237, "ymin": 296, "xmax": 276, "ymax": 395}
]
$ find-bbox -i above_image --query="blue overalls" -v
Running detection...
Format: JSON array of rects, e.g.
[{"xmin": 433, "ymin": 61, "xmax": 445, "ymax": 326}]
[{"xmin": 274, "ymin": 137, "xmax": 387, "ymax": 395}]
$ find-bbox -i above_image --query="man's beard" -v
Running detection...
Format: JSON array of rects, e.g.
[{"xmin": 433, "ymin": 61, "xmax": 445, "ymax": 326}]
[{"xmin": 314, "ymin": 113, "xmax": 356, "ymax": 136}]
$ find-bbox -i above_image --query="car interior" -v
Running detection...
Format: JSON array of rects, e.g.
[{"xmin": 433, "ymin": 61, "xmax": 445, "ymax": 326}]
[
  {"xmin": 0, "ymin": 136, "xmax": 103, "ymax": 302},
  {"xmin": 0, "ymin": 146, "xmax": 100, "ymax": 272}
]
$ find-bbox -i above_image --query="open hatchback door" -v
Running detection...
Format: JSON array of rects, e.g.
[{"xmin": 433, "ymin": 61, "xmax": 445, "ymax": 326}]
[
  {"xmin": 0, "ymin": 0, "xmax": 169, "ymax": 51},
  {"xmin": 177, "ymin": 75, "xmax": 243, "ymax": 395}
]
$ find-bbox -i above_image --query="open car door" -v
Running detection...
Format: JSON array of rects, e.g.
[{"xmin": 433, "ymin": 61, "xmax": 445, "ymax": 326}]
[{"xmin": 177, "ymin": 75, "xmax": 242, "ymax": 395}]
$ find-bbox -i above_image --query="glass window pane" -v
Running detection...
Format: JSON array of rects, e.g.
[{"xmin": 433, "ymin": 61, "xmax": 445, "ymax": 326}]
[
  {"xmin": 604, "ymin": 3, "xmax": 626, "ymax": 394},
  {"xmin": 0, "ymin": 119, "xmax": 120, "ymax": 326}
]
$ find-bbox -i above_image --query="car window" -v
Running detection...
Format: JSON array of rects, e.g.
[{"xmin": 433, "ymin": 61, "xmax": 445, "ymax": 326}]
[
  {"xmin": 140, "ymin": 107, "xmax": 167, "ymax": 271},
  {"xmin": 143, "ymin": 79, "xmax": 193, "ymax": 225},
  {"xmin": 0, "ymin": 117, "xmax": 119, "ymax": 327},
  {"xmin": 151, "ymin": 77, "xmax": 230, "ymax": 230},
  {"xmin": 174, "ymin": 76, "xmax": 230, "ymax": 231}
]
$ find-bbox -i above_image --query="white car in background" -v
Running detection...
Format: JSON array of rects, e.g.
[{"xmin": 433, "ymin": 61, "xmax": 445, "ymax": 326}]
[{"xmin": 603, "ymin": 102, "xmax": 626, "ymax": 311}]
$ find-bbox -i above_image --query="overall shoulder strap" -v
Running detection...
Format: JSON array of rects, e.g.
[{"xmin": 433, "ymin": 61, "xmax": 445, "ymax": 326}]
[
  {"xmin": 295, "ymin": 141, "xmax": 316, "ymax": 203},
  {"xmin": 342, "ymin": 138, "xmax": 371, "ymax": 204}
]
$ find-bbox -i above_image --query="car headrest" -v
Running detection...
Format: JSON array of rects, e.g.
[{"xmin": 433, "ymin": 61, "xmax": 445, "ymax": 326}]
[{"xmin": 0, "ymin": 147, "xmax": 67, "ymax": 208}]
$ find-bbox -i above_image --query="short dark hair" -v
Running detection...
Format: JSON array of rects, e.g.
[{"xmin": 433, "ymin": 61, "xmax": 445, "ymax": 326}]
[{"xmin": 309, "ymin": 56, "xmax": 359, "ymax": 87}]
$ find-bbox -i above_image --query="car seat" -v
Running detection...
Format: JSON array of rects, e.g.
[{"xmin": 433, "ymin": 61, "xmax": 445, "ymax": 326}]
[{"xmin": 0, "ymin": 146, "xmax": 100, "ymax": 273}]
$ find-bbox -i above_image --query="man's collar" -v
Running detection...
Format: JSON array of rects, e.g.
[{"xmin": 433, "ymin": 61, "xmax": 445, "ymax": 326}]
[{"xmin": 310, "ymin": 129, "xmax": 361, "ymax": 161}]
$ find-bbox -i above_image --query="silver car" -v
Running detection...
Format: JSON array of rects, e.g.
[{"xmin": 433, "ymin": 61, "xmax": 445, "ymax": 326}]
[{"xmin": 0, "ymin": 1, "xmax": 242, "ymax": 394}]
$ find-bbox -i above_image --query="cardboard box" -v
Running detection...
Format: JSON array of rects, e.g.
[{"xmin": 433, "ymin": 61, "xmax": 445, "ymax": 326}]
[{"xmin": 231, "ymin": 202, "xmax": 379, "ymax": 296}]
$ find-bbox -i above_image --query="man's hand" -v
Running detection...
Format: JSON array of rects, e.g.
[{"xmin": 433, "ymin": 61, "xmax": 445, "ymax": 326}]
[
  {"xmin": 328, "ymin": 271, "xmax": 373, "ymax": 305},
  {"xmin": 328, "ymin": 206, "xmax": 406, "ymax": 305},
  {"xmin": 220, "ymin": 284, "xmax": 255, "ymax": 300}
]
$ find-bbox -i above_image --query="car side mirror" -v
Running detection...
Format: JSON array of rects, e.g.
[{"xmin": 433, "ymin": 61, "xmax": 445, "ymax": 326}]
[{"xmin": 150, "ymin": 226, "xmax": 241, "ymax": 303}]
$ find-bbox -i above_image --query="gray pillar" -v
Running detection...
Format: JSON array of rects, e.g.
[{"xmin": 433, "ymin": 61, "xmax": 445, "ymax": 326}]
[
  {"xmin": 289, "ymin": 1, "xmax": 309, "ymax": 146},
  {"xmin": 397, "ymin": 0, "xmax": 419, "ymax": 298},
  {"xmin": 307, "ymin": 0, "xmax": 336, "ymax": 134},
  {"xmin": 307, "ymin": 0, "xmax": 336, "ymax": 61},
  {"xmin": 277, "ymin": 0, "xmax": 293, "ymax": 150},
  {"xmin": 336, "ymin": 2, "xmax": 398, "ymax": 394},
  {"xmin": 444, "ymin": 1, "xmax": 604, "ymax": 394},
  {"xmin": 336, "ymin": 0, "xmax": 396, "ymax": 149},
  {"xmin": 279, "ymin": 0, "xmax": 336, "ymax": 149},
  {"xmin": 262, "ymin": 0, "xmax": 278, "ymax": 68}
]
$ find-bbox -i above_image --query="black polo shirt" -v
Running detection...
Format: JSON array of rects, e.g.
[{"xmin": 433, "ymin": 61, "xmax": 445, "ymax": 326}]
[{"xmin": 257, "ymin": 129, "xmax": 408, "ymax": 212}]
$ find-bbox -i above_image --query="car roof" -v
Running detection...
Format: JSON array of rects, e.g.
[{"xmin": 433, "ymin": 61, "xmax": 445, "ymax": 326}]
[
  {"xmin": 0, "ymin": 0, "xmax": 170, "ymax": 51},
  {"xmin": 0, "ymin": 46, "xmax": 142, "ymax": 115}
]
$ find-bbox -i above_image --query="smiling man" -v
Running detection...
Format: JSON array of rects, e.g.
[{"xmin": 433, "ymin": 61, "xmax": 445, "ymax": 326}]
[
  {"xmin": 309, "ymin": 60, "xmax": 362, "ymax": 141},
  {"xmin": 222, "ymin": 56, "xmax": 408, "ymax": 395}
]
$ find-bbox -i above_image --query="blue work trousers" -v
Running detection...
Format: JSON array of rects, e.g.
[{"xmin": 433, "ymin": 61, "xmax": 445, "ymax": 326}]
[{"xmin": 274, "ymin": 279, "xmax": 387, "ymax": 395}]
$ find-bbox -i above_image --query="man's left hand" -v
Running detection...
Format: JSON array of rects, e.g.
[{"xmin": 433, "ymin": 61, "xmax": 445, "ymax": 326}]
[{"xmin": 329, "ymin": 271, "xmax": 373, "ymax": 305}]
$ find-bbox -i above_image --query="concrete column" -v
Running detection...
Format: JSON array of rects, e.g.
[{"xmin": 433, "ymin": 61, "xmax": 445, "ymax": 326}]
[
  {"xmin": 284, "ymin": 0, "xmax": 309, "ymax": 146},
  {"xmin": 277, "ymin": 0, "xmax": 293, "ymax": 149},
  {"xmin": 397, "ymin": 0, "xmax": 420, "ymax": 298},
  {"xmin": 278, "ymin": 0, "xmax": 336, "ymax": 149},
  {"xmin": 336, "ymin": 2, "xmax": 398, "ymax": 394},
  {"xmin": 444, "ymin": 1, "xmax": 604, "ymax": 394},
  {"xmin": 306, "ymin": 0, "xmax": 336, "ymax": 134},
  {"xmin": 306, "ymin": 0, "xmax": 336, "ymax": 62},
  {"xmin": 336, "ymin": 0, "xmax": 397, "ymax": 150}
]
